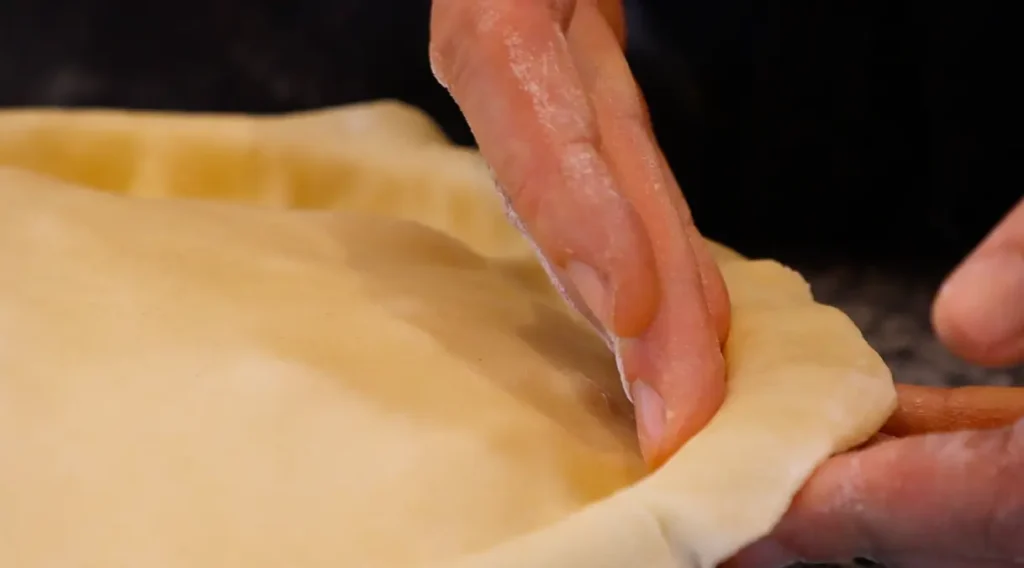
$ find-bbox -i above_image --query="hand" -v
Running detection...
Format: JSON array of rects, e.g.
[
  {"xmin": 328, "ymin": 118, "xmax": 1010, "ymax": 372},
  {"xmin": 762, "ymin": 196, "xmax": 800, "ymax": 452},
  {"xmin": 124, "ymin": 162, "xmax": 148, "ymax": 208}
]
[
  {"xmin": 429, "ymin": 0, "xmax": 730, "ymax": 466},
  {"xmin": 728, "ymin": 198, "xmax": 1024, "ymax": 567}
]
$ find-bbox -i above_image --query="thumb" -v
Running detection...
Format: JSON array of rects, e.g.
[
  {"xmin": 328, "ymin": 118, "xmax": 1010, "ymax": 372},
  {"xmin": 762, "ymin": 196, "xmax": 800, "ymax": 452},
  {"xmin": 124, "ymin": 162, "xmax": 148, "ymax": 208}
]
[
  {"xmin": 726, "ymin": 420, "xmax": 1024, "ymax": 567},
  {"xmin": 933, "ymin": 197, "xmax": 1024, "ymax": 367}
]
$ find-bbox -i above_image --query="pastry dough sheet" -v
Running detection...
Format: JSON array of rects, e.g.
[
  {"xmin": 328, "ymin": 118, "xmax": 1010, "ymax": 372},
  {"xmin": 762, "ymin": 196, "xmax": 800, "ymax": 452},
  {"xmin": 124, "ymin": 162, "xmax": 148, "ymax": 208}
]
[{"xmin": 0, "ymin": 102, "xmax": 896, "ymax": 568}]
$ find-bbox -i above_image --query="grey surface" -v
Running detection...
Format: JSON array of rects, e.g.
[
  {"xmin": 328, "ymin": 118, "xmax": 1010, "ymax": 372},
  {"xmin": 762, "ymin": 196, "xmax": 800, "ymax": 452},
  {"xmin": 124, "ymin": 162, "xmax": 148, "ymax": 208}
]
[{"xmin": 801, "ymin": 263, "xmax": 1024, "ymax": 388}]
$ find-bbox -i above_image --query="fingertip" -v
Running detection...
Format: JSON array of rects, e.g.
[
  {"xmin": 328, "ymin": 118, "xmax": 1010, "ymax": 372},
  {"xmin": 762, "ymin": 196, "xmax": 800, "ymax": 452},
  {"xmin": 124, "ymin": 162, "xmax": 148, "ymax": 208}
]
[
  {"xmin": 630, "ymin": 380, "xmax": 666, "ymax": 465},
  {"xmin": 934, "ymin": 198, "xmax": 1024, "ymax": 367},
  {"xmin": 933, "ymin": 251, "xmax": 1024, "ymax": 367},
  {"xmin": 662, "ymin": 350, "xmax": 726, "ymax": 445},
  {"xmin": 629, "ymin": 348, "xmax": 726, "ymax": 468}
]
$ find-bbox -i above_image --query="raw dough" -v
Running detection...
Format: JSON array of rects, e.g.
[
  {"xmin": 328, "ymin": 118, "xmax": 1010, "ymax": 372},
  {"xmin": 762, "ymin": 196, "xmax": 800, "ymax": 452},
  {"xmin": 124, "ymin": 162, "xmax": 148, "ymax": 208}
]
[{"xmin": 0, "ymin": 102, "xmax": 896, "ymax": 568}]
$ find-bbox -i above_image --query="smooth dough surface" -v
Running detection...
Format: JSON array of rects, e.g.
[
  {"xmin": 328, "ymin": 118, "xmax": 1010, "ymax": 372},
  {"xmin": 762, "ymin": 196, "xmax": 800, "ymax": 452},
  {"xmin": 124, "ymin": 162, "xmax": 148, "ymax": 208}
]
[{"xmin": 0, "ymin": 102, "xmax": 896, "ymax": 568}]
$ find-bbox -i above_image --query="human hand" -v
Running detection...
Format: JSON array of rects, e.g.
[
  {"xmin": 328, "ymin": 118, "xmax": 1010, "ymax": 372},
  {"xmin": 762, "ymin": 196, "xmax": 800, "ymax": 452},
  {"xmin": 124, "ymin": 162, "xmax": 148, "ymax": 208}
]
[{"xmin": 429, "ymin": 0, "xmax": 730, "ymax": 466}]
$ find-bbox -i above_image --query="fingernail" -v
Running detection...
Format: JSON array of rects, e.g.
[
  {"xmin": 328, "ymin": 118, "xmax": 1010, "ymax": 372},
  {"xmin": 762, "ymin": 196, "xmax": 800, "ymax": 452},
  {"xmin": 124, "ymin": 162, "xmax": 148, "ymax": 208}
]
[
  {"xmin": 939, "ymin": 252, "xmax": 1024, "ymax": 350},
  {"xmin": 631, "ymin": 380, "xmax": 666, "ymax": 463},
  {"xmin": 564, "ymin": 260, "xmax": 611, "ymax": 328}
]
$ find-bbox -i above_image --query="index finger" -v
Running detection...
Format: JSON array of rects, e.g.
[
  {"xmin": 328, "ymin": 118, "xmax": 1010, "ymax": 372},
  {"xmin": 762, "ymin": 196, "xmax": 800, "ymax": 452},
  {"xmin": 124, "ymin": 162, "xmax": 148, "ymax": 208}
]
[
  {"xmin": 429, "ymin": 0, "xmax": 728, "ymax": 465},
  {"xmin": 881, "ymin": 383, "xmax": 1024, "ymax": 437},
  {"xmin": 430, "ymin": 0, "xmax": 660, "ymax": 338}
]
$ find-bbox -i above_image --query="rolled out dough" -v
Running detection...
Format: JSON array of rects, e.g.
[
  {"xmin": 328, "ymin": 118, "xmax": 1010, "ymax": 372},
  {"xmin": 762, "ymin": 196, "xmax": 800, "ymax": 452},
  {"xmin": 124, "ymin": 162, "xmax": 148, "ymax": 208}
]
[{"xmin": 0, "ymin": 102, "xmax": 896, "ymax": 568}]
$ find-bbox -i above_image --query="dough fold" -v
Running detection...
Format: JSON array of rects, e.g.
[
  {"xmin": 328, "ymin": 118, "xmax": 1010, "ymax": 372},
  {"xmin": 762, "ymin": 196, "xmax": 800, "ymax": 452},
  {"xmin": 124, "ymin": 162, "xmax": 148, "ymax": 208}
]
[{"xmin": 0, "ymin": 102, "xmax": 895, "ymax": 568}]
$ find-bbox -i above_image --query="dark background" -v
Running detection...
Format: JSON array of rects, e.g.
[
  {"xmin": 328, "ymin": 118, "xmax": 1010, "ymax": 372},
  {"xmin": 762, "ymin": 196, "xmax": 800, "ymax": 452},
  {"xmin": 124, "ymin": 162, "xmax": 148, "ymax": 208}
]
[{"xmin": 0, "ymin": 0, "xmax": 1020, "ymax": 385}]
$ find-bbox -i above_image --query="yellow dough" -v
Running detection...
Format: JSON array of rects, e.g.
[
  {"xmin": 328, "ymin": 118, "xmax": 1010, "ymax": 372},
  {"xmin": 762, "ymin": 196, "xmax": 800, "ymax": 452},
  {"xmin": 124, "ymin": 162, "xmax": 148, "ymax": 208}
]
[{"xmin": 0, "ymin": 102, "xmax": 896, "ymax": 567}]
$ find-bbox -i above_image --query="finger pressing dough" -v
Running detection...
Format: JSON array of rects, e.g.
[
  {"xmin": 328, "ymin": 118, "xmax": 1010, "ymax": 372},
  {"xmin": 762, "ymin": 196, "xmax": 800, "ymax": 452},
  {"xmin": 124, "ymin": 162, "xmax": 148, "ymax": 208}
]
[{"xmin": 0, "ymin": 102, "xmax": 896, "ymax": 568}]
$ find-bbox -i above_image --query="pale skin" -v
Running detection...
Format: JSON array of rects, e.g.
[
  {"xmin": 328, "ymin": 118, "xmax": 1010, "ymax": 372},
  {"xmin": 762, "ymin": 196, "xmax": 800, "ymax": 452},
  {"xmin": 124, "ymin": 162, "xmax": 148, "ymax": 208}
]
[{"xmin": 429, "ymin": 1, "xmax": 1024, "ymax": 566}]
